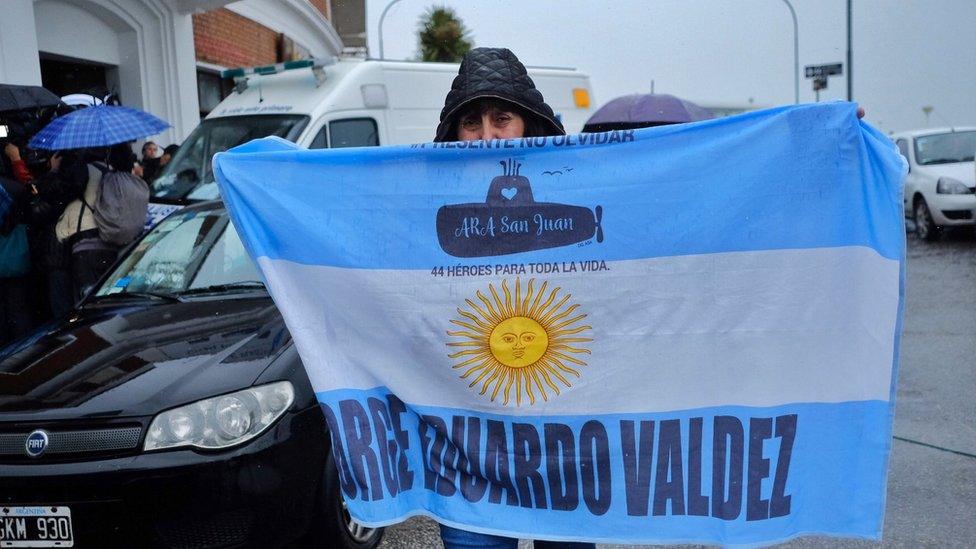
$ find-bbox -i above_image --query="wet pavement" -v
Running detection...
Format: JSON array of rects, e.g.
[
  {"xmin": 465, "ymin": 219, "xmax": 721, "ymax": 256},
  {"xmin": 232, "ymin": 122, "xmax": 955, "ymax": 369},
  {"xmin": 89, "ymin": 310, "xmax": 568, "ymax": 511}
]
[{"xmin": 379, "ymin": 229, "xmax": 976, "ymax": 549}]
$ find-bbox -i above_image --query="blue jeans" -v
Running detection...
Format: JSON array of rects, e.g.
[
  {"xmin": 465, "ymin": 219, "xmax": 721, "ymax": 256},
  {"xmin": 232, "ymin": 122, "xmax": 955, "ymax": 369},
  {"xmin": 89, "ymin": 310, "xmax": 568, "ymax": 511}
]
[{"xmin": 439, "ymin": 524, "xmax": 596, "ymax": 549}]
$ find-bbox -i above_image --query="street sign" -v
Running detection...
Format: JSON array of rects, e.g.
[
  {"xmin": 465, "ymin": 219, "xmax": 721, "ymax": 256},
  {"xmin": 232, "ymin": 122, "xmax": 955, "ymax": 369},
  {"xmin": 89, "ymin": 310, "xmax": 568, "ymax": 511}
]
[{"xmin": 805, "ymin": 63, "xmax": 843, "ymax": 78}]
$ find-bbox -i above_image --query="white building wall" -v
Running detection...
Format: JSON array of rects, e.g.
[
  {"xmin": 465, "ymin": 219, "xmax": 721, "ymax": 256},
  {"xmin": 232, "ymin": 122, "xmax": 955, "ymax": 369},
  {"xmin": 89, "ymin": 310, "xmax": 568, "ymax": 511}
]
[
  {"xmin": 34, "ymin": 1, "xmax": 121, "ymax": 65},
  {"xmin": 1, "ymin": 0, "xmax": 342, "ymax": 143},
  {"xmin": 0, "ymin": 0, "xmax": 43, "ymax": 85},
  {"xmin": 0, "ymin": 0, "xmax": 201, "ymax": 144}
]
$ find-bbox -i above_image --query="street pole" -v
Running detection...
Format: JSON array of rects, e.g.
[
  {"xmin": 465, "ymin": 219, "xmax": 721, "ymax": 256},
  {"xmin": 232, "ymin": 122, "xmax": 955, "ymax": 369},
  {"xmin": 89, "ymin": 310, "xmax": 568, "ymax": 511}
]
[
  {"xmin": 378, "ymin": 0, "xmax": 405, "ymax": 60},
  {"xmin": 846, "ymin": 0, "xmax": 853, "ymax": 101},
  {"xmin": 781, "ymin": 0, "xmax": 799, "ymax": 104}
]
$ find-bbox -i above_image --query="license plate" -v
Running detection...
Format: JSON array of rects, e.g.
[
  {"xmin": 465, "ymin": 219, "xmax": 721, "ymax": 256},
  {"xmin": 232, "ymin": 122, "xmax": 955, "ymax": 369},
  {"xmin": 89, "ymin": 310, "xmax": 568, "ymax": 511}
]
[{"xmin": 0, "ymin": 507, "xmax": 73, "ymax": 548}]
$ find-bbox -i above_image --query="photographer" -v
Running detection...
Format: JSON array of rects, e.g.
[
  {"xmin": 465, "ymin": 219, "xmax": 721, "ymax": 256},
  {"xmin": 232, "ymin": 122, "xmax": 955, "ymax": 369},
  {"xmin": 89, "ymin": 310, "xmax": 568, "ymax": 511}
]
[{"xmin": 140, "ymin": 141, "xmax": 160, "ymax": 182}]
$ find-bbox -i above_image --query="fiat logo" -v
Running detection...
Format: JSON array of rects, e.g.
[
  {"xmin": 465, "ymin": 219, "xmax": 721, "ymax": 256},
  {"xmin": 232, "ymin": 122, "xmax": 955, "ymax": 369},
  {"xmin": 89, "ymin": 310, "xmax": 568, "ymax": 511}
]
[{"xmin": 25, "ymin": 430, "xmax": 49, "ymax": 458}]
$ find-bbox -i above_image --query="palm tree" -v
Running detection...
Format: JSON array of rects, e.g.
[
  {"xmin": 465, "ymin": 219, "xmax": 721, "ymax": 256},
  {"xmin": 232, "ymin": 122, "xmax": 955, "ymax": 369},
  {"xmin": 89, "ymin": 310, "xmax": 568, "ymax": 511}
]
[{"xmin": 417, "ymin": 6, "xmax": 473, "ymax": 62}]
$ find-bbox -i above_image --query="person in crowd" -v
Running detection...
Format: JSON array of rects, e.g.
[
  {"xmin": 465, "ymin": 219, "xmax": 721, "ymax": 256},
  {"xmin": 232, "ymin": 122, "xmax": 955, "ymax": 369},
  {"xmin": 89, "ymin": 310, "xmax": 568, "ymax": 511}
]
[
  {"xmin": 141, "ymin": 141, "xmax": 158, "ymax": 161},
  {"xmin": 3, "ymin": 141, "xmax": 44, "ymax": 330},
  {"xmin": 4, "ymin": 139, "xmax": 94, "ymax": 322},
  {"xmin": 28, "ymin": 149, "xmax": 89, "ymax": 319},
  {"xmin": 57, "ymin": 143, "xmax": 147, "ymax": 301},
  {"xmin": 160, "ymin": 144, "xmax": 178, "ymax": 168},
  {"xmin": 140, "ymin": 141, "xmax": 160, "ymax": 182},
  {"xmin": 430, "ymin": 46, "xmax": 595, "ymax": 549},
  {"xmin": 144, "ymin": 144, "xmax": 178, "ymax": 184},
  {"xmin": 0, "ymin": 148, "xmax": 33, "ymax": 346}
]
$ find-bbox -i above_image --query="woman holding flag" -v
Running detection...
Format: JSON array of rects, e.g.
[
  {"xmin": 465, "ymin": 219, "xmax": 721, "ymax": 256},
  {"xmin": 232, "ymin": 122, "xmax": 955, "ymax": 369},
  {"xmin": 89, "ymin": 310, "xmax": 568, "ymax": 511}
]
[{"xmin": 431, "ymin": 46, "xmax": 595, "ymax": 549}]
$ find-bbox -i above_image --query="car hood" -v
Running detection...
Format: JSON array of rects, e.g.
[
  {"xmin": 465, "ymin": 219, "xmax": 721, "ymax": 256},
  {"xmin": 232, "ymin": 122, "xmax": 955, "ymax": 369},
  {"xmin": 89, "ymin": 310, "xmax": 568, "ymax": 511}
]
[
  {"xmin": 0, "ymin": 295, "xmax": 292, "ymax": 421},
  {"xmin": 916, "ymin": 162, "xmax": 975, "ymax": 186}
]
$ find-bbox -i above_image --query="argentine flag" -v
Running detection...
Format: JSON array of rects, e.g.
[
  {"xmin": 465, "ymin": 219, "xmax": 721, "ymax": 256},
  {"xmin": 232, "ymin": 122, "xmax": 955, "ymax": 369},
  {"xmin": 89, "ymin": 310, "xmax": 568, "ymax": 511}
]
[{"xmin": 214, "ymin": 103, "xmax": 906, "ymax": 545}]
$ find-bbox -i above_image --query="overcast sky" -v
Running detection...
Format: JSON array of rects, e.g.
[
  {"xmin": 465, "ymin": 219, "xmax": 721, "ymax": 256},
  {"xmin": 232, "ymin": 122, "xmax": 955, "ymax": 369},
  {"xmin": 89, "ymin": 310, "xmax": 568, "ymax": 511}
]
[{"xmin": 365, "ymin": 0, "xmax": 975, "ymax": 134}]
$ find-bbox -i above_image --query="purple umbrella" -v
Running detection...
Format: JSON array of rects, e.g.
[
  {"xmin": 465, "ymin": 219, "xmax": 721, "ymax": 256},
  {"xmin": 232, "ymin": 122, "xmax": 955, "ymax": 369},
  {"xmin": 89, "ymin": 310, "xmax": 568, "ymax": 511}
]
[{"xmin": 583, "ymin": 93, "xmax": 713, "ymax": 132}]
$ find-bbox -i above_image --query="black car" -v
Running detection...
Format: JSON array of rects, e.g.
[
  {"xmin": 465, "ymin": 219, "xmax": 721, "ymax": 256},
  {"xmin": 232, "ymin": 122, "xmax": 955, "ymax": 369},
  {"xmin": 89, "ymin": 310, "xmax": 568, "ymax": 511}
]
[{"xmin": 0, "ymin": 201, "xmax": 382, "ymax": 549}]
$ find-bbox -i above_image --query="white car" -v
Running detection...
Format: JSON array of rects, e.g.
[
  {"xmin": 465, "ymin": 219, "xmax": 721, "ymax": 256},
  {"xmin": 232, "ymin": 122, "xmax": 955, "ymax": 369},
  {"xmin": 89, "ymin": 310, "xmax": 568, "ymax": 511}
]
[{"xmin": 892, "ymin": 127, "xmax": 976, "ymax": 241}]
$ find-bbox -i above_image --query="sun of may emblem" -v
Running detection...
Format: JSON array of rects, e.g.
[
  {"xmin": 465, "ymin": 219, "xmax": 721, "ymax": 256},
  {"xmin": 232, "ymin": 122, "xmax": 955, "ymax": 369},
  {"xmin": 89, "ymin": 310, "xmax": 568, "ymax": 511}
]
[{"xmin": 446, "ymin": 278, "xmax": 593, "ymax": 406}]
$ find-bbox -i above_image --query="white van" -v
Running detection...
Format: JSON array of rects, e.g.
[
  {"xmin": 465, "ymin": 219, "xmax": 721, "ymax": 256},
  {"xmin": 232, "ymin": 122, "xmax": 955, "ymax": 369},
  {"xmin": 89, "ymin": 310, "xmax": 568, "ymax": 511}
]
[{"xmin": 149, "ymin": 57, "xmax": 594, "ymax": 212}]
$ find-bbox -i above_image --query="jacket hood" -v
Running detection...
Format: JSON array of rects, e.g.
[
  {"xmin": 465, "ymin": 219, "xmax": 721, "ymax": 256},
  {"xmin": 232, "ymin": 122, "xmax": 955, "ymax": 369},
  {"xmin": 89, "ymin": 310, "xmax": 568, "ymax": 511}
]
[{"xmin": 434, "ymin": 47, "xmax": 565, "ymax": 142}]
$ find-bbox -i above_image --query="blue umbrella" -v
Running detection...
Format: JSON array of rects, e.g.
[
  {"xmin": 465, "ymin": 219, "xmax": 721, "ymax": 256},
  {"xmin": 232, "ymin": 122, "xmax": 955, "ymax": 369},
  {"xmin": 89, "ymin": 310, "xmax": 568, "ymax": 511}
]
[{"xmin": 29, "ymin": 104, "xmax": 169, "ymax": 150}]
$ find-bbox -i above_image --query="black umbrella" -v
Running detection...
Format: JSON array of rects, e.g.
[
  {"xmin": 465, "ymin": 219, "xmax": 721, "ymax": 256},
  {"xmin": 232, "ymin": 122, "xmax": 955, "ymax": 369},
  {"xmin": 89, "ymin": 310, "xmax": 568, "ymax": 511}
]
[
  {"xmin": 582, "ymin": 93, "xmax": 714, "ymax": 133},
  {"xmin": 0, "ymin": 84, "xmax": 61, "ymax": 113}
]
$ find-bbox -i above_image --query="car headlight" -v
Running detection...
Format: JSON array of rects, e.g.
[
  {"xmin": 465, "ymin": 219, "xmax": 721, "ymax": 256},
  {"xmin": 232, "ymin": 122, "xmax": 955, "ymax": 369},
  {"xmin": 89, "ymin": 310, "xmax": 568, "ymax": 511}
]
[
  {"xmin": 936, "ymin": 177, "xmax": 971, "ymax": 195},
  {"xmin": 144, "ymin": 381, "xmax": 294, "ymax": 451}
]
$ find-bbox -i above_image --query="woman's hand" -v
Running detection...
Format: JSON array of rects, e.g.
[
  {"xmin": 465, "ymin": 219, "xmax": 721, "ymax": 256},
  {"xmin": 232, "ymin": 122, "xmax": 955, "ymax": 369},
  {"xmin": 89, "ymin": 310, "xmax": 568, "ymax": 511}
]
[
  {"xmin": 49, "ymin": 152, "xmax": 62, "ymax": 172},
  {"xmin": 4, "ymin": 142, "xmax": 21, "ymax": 162}
]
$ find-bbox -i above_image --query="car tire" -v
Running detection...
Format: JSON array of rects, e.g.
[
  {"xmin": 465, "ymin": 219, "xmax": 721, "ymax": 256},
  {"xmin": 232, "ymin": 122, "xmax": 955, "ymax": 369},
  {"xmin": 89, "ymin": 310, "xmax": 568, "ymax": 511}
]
[
  {"xmin": 308, "ymin": 456, "xmax": 384, "ymax": 549},
  {"xmin": 914, "ymin": 197, "xmax": 941, "ymax": 242}
]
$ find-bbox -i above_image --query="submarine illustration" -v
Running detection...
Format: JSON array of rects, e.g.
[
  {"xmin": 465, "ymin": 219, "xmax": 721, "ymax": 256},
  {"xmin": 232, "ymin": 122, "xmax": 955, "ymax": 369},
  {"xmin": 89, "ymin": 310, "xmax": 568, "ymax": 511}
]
[{"xmin": 436, "ymin": 159, "xmax": 603, "ymax": 258}]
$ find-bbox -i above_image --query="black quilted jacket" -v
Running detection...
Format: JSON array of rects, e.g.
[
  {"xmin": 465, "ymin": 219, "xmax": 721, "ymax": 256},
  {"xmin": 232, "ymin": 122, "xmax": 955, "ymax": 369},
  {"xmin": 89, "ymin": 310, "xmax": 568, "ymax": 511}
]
[{"xmin": 434, "ymin": 48, "xmax": 565, "ymax": 142}]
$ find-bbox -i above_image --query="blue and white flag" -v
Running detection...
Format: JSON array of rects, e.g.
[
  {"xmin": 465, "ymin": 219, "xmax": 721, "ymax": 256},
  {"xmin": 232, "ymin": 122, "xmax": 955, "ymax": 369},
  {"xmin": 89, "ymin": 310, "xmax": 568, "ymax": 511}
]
[{"xmin": 214, "ymin": 103, "xmax": 906, "ymax": 546}]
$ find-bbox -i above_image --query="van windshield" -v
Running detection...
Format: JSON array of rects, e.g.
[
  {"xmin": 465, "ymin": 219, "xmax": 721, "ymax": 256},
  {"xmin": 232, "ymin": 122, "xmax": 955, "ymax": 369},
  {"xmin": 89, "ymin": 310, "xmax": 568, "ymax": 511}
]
[{"xmin": 151, "ymin": 115, "xmax": 309, "ymax": 200}]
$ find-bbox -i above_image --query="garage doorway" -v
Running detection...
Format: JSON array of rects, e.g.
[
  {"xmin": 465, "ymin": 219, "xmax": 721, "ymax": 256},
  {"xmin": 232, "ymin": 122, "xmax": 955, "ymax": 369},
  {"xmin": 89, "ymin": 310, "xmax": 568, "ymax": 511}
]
[{"xmin": 39, "ymin": 55, "xmax": 116, "ymax": 99}]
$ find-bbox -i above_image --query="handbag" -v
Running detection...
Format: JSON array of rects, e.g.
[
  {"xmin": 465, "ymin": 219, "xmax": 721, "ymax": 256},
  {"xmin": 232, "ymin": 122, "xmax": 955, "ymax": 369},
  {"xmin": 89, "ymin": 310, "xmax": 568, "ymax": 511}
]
[{"xmin": 0, "ymin": 224, "xmax": 30, "ymax": 277}]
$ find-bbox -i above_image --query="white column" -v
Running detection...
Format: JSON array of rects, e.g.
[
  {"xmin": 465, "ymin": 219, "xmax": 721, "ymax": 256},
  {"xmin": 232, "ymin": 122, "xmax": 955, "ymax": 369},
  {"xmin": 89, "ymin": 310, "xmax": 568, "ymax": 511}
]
[
  {"xmin": 113, "ymin": 2, "xmax": 202, "ymax": 144},
  {"xmin": 58, "ymin": 0, "xmax": 203, "ymax": 145},
  {"xmin": 0, "ymin": 0, "xmax": 42, "ymax": 85},
  {"xmin": 169, "ymin": 12, "xmax": 202, "ymax": 140},
  {"xmin": 147, "ymin": 5, "xmax": 202, "ymax": 143}
]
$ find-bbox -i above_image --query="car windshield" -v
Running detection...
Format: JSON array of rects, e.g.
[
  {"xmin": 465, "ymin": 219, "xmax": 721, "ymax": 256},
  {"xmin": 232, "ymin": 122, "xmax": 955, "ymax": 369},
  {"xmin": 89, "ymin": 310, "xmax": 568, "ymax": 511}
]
[
  {"xmin": 150, "ymin": 115, "xmax": 309, "ymax": 201},
  {"xmin": 913, "ymin": 131, "xmax": 976, "ymax": 165},
  {"xmin": 94, "ymin": 206, "xmax": 261, "ymax": 297}
]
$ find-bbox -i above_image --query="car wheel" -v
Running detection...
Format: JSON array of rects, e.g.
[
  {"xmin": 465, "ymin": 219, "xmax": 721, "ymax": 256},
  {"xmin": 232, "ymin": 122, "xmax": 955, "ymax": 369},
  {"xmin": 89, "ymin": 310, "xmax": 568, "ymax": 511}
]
[
  {"xmin": 914, "ymin": 198, "xmax": 941, "ymax": 242},
  {"xmin": 310, "ymin": 456, "xmax": 383, "ymax": 549}
]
